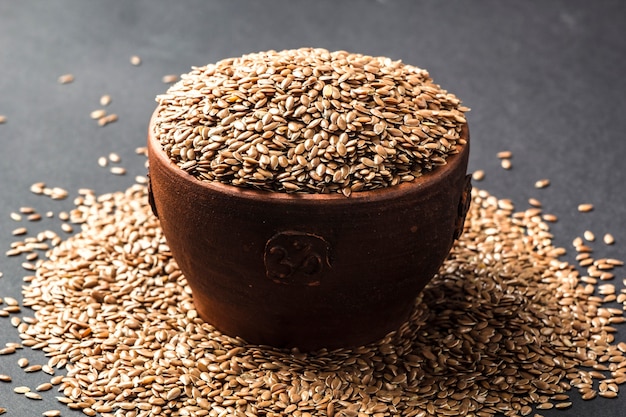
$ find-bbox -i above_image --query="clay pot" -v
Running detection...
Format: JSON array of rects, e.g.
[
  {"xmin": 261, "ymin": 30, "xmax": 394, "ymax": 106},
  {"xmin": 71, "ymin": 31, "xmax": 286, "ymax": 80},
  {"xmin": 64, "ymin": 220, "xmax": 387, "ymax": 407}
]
[{"xmin": 147, "ymin": 114, "xmax": 471, "ymax": 351}]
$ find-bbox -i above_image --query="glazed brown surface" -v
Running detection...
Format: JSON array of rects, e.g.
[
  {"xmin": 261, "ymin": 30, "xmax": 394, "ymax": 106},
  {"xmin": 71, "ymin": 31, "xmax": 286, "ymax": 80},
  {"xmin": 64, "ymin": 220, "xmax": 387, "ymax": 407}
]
[{"xmin": 148, "ymin": 117, "xmax": 470, "ymax": 350}]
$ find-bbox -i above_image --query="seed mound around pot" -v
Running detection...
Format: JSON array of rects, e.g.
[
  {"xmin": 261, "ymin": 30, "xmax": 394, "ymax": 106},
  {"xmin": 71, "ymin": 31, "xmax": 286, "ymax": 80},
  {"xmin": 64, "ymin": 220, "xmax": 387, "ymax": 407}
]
[
  {"xmin": 153, "ymin": 48, "xmax": 469, "ymax": 195},
  {"xmin": 13, "ymin": 183, "xmax": 626, "ymax": 416}
]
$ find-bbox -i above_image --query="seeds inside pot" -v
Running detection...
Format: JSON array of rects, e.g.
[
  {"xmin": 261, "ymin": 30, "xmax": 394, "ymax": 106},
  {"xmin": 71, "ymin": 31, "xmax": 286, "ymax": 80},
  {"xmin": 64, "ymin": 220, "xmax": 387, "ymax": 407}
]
[{"xmin": 153, "ymin": 48, "xmax": 469, "ymax": 194}]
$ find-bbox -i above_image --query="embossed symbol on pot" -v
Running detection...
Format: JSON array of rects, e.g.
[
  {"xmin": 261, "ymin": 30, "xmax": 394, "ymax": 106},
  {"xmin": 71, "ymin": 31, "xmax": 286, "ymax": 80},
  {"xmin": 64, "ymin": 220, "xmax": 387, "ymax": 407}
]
[
  {"xmin": 453, "ymin": 174, "xmax": 472, "ymax": 240},
  {"xmin": 264, "ymin": 231, "xmax": 331, "ymax": 286}
]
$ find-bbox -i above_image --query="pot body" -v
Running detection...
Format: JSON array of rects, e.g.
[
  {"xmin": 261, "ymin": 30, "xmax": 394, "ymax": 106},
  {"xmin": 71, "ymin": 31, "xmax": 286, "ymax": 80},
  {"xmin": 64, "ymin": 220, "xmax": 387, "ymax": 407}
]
[{"xmin": 148, "ymin": 118, "xmax": 471, "ymax": 350}]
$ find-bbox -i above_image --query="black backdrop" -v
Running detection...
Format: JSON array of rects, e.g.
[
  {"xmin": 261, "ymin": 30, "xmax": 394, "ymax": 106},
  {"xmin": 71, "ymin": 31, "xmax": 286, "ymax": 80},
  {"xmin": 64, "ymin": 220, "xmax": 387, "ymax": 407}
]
[{"xmin": 1, "ymin": 1, "xmax": 625, "ymax": 416}]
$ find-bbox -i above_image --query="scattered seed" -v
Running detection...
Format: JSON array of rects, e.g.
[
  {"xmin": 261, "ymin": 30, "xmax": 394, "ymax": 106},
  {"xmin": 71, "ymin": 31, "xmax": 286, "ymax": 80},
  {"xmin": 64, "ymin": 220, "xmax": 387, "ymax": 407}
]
[
  {"xmin": 99, "ymin": 94, "xmax": 111, "ymax": 106},
  {"xmin": 501, "ymin": 159, "xmax": 512, "ymax": 170},
  {"xmin": 25, "ymin": 392, "xmax": 42, "ymax": 400},
  {"xmin": 25, "ymin": 364, "xmax": 42, "ymax": 373},
  {"xmin": 542, "ymin": 213, "xmax": 558, "ymax": 222},
  {"xmin": 528, "ymin": 197, "xmax": 542, "ymax": 207},
  {"xmin": 0, "ymin": 115, "xmax": 6, "ymax": 124},
  {"xmin": 0, "ymin": 374, "xmax": 11, "ymax": 382},
  {"xmin": 30, "ymin": 182, "xmax": 45, "ymax": 194},
  {"xmin": 55, "ymin": 397, "xmax": 72, "ymax": 404},
  {"xmin": 472, "ymin": 170, "xmax": 485, "ymax": 181},
  {"xmin": 581, "ymin": 390, "xmax": 597, "ymax": 400},
  {"xmin": 90, "ymin": 109, "xmax": 106, "ymax": 119},
  {"xmin": 36, "ymin": 382, "xmax": 53, "ymax": 392},
  {"xmin": 135, "ymin": 175, "xmax": 148, "ymax": 184},
  {"xmin": 98, "ymin": 156, "xmax": 108, "ymax": 167},
  {"xmin": 497, "ymin": 150, "xmax": 512, "ymax": 159},
  {"xmin": 0, "ymin": 408, "xmax": 5, "ymax": 415},
  {"xmin": 108, "ymin": 152, "xmax": 121, "ymax": 163},
  {"xmin": 50, "ymin": 375, "xmax": 64, "ymax": 385},
  {"xmin": 42, "ymin": 411, "xmax": 62, "ymax": 417},
  {"xmin": 535, "ymin": 178, "xmax": 550, "ymax": 189},
  {"xmin": 48, "ymin": 187, "xmax": 69, "ymax": 200},
  {"xmin": 604, "ymin": 233, "xmax": 615, "ymax": 245},
  {"xmin": 27, "ymin": 213, "xmax": 41, "ymax": 222},
  {"xmin": 17, "ymin": 357, "xmax": 29, "ymax": 367},
  {"xmin": 57, "ymin": 74, "xmax": 74, "ymax": 84},
  {"xmin": 578, "ymin": 203, "xmax": 594, "ymax": 212},
  {"xmin": 162, "ymin": 74, "xmax": 179, "ymax": 83},
  {"xmin": 61, "ymin": 223, "xmax": 73, "ymax": 233},
  {"xmin": 3, "ymin": 297, "xmax": 18, "ymax": 306},
  {"xmin": 130, "ymin": 55, "xmax": 142, "ymax": 66},
  {"xmin": 14, "ymin": 386, "xmax": 30, "ymax": 394},
  {"xmin": 10, "ymin": 212, "xmax": 22, "ymax": 221},
  {"xmin": 98, "ymin": 113, "xmax": 118, "ymax": 126},
  {"xmin": 12, "ymin": 227, "xmax": 27, "ymax": 236},
  {"xmin": 584, "ymin": 230, "xmax": 596, "ymax": 242},
  {"xmin": 110, "ymin": 166, "xmax": 126, "ymax": 175}
]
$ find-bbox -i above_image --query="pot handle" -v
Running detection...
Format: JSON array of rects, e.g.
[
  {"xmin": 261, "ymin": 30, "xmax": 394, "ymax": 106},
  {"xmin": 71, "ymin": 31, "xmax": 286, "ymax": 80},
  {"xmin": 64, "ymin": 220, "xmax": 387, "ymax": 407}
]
[
  {"xmin": 147, "ymin": 172, "xmax": 159, "ymax": 219},
  {"xmin": 453, "ymin": 174, "xmax": 472, "ymax": 240}
]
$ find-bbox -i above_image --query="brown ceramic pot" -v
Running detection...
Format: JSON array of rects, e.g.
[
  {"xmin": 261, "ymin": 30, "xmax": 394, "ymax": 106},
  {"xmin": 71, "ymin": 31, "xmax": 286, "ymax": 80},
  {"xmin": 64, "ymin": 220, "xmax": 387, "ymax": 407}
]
[{"xmin": 147, "ymin": 114, "xmax": 471, "ymax": 351}]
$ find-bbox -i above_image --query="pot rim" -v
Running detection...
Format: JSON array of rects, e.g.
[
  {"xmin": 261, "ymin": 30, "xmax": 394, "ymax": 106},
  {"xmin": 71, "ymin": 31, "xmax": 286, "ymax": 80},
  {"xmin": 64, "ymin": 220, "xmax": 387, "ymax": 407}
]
[{"xmin": 148, "ymin": 109, "xmax": 469, "ymax": 205}]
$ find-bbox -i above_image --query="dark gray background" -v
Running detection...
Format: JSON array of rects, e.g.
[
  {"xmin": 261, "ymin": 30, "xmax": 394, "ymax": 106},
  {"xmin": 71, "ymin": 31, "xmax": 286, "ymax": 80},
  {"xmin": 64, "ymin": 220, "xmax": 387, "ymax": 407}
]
[{"xmin": 1, "ymin": 1, "xmax": 625, "ymax": 416}]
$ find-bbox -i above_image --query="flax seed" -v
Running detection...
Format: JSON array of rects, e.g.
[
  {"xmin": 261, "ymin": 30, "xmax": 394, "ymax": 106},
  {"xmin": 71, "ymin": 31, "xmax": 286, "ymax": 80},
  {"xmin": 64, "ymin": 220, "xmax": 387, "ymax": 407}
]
[
  {"xmin": 36, "ymin": 382, "xmax": 53, "ymax": 391},
  {"xmin": 472, "ymin": 170, "xmax": 485, "ymax": 181},
  {"xmin": 535, "ymin": 179, "xmax": 550, "ymax": 189},
  {"xmin": 100, "ymin": 94, "xmax": 111, "ymax": 106},
  {"xmin": 98, "ymin": 113, "xmax": 118, "ymax": 126},
  {"xmin": 25, "ymin": 392, "xmax": 42, "ymax": 400},
  {"xmin": 57, "ymin": 74, "xmax": 74, "ymax": 84},
  {"xmin": 12, "ymin": 227, "xmax": 27, "ymax": 236},
  {"xmin": 24, "ymin": 364, "xmax": 42, "ymax": 373},
  {"xmin": 162, "ymin": 74, "xmax": 179, "ymax": 83},
  {"xmin": 90, "ymin": 109, "xmax": 106, "ymax": 119},
  {"xmin": 542, "ymin": 213, "xmax": 558, "ymax": 222},
  {"xmin": 584, "ymin": 230, "xmax": 595, "ymax": 241}
]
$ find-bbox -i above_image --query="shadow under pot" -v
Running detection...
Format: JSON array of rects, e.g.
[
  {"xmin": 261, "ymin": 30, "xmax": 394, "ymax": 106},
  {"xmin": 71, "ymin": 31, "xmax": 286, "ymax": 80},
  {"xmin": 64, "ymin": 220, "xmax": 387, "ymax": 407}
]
[{"xmin": 147, "ymin": 116, "xmax": 471, "ymax": 351}]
